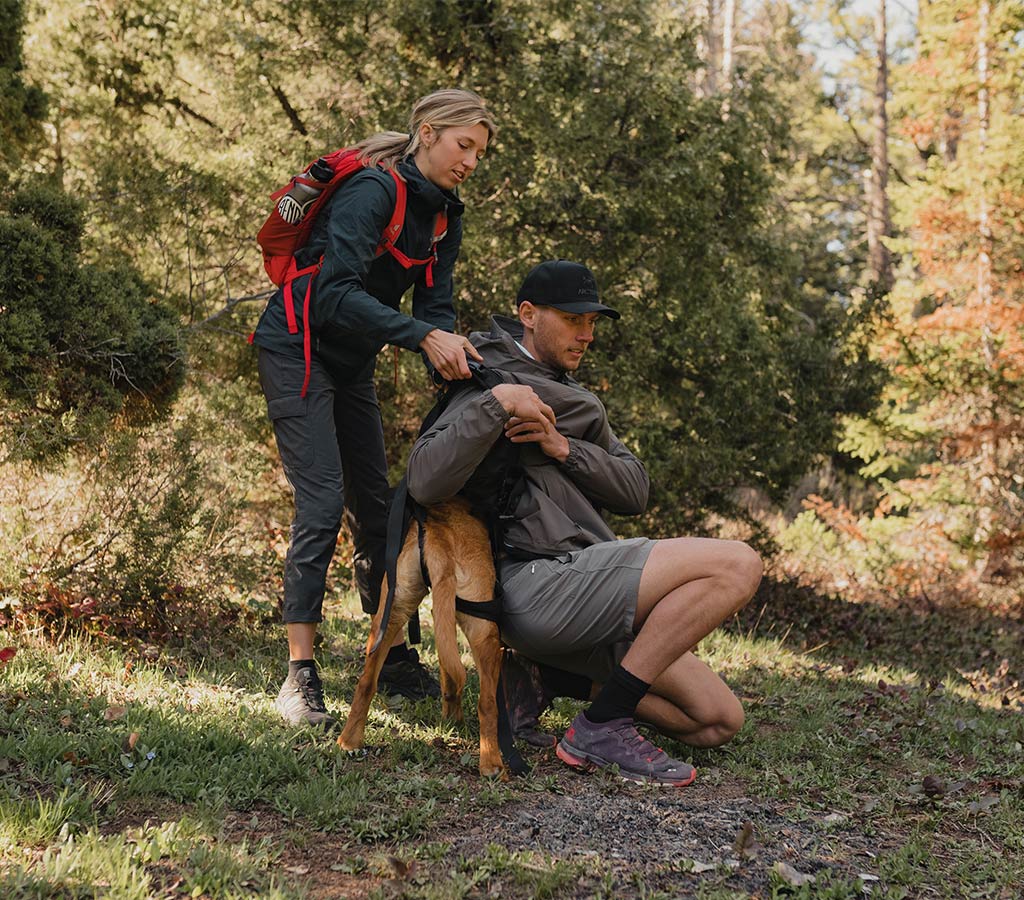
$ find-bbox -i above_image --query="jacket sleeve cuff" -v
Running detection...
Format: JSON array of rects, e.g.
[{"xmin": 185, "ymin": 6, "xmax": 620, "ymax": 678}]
[
  {"xmin": 481, "ymin": 389, "xmax": 511, "ymax": 423},
  {"xmin": 406, "ymin": 319, "xmax": 436, "ymax": 351},
  {"xmin": 561, "ymin": 437, "xmax": 583, "ymax": 469}
]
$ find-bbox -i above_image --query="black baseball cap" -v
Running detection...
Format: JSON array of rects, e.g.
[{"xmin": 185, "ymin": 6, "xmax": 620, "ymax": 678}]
[{"xmin": 516, "ymin": 260, "xmax": 620, "ymax": 319}]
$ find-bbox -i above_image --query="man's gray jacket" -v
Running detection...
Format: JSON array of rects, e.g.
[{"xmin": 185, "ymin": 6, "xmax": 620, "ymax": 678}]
[{"xmin": 407, "ymin": 316, "xmax": 649, "ymax": 557}]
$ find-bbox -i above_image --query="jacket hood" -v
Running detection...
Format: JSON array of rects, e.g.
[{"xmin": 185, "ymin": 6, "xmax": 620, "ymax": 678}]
[
  {"xmin": 469, "ymin": 315, "xmax": 578, "ymax": 384},
  {"xmin": 398, "ymin": 156, "xmax": 465, "ymax": 218}
]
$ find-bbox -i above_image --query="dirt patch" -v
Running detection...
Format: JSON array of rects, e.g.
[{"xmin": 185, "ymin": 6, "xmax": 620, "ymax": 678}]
[
  {"xmin": 95, "ymin": 757, "xmax": 921, "ymax": 899},
  {"xmin": 442, "ymin": 756, "xmax": 892, "ymax": 897}
]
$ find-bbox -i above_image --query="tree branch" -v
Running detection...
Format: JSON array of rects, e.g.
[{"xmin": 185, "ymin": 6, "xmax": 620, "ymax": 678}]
[
  {"xmin": 189, "ymin": 289, "xmax": 275, "ymax": 330},
  {"xmin": 270, "ymin": 83, "xmax": 308, "ymax": 136}
]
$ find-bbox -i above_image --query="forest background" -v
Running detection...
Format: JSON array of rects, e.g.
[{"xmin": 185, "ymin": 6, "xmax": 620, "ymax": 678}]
[
  {"xmin": 2, "ymin": 0, "xmax": 1022, "ymax": 634},
  {"xmin": 1, "ymin": 1, "xmax": 1023, "ymax": 897}
]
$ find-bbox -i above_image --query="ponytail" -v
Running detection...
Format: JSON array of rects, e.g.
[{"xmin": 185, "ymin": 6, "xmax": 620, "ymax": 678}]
[{"xmin": 353, "ymin": 89, "xmax": 497, "ymax": 171}]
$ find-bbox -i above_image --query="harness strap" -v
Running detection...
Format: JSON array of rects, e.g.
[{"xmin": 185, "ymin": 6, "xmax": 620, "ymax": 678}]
[
  {"xmin": 454, "ymin": 595, "xmax": 502, "ymax": 623},
  {"xmin": 370, "ymin": 475, "xmax": 414, "ymax": 656},
  {"xmin": 497, "ymin": 670, "xmax": 529, "ymax": 776}
]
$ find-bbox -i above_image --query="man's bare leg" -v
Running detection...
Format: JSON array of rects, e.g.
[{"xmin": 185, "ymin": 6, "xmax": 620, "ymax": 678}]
[{"xmin": 557, "ymin": 537, "xmax": 760, "ymax": 783}]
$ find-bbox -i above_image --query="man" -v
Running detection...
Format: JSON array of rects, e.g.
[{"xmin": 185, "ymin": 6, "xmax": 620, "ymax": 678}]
[{"xmin": 406, "ymin": 260, "xmax": 761, "ymax": 785}]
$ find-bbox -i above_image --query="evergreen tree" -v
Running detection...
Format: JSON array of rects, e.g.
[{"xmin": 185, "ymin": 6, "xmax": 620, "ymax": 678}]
[{"xmin": 806, "ymin": 0, "xmax": 1024, "ymax": 597}]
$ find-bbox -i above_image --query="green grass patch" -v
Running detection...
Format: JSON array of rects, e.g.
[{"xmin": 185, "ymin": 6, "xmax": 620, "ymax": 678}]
[{"xmin": 0, "ymin": 588, "xmax": 1021, "ymax": 898}]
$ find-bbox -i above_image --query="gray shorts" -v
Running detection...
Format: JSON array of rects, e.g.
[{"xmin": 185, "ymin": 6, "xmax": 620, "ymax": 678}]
[{"xmin": 498, "ymin": 537, "xmax": 656, "ymax": 683}]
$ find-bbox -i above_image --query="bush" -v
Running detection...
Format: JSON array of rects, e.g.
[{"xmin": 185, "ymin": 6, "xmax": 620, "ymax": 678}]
[{"xmin": 0, "ymin": 184, "xmax": 185, "ymax": 464}]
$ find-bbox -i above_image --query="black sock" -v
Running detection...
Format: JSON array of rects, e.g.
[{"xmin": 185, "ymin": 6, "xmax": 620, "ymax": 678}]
[
  {"xmin": 584, "ymin": 665, "xmax": 650, "ymax": 724},
  {"xmin": 384, "ymin": 643, "xmax": 411, "ymax": 666},
  {"xmin": 536, "ymin": 662, "xmax": 592, "ymax": 701},
  {"xmin": 288, "ymin": 658, "xmax": 316, "ymax": 677}
]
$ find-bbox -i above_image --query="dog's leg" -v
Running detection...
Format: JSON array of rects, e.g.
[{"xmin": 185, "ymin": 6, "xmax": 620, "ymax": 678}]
[
  {"xmin": 338, "ymin": 530, "xmax": 424, "ymax": 753},
  {"xmin": 458, "ymin": 613, "xmax": 506, "ymax": 779},
  {"xmin": 422, "ymin": 526, "xmax": 467, "ymax": 724}
]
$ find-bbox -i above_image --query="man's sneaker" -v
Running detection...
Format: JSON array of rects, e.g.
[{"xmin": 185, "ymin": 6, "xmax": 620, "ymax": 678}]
[
  {"xmin": 275, "ymin": 666, "xmax": 337, "ymax": 728},
  {"xmin": 377, "ymin": 648, "xmax": 441, "ymax": 701},
  {"xmin": 556, "ymin": 712, "xmax": 697, "ymax": 786},
  {"xmin": 501, "ymin": 651, "xmax": 557, "ymax": 748}
]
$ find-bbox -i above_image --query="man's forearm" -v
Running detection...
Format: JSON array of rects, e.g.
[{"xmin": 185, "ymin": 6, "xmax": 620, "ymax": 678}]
[{"xmin": 406, "ymin": 391, "xmax": 509, "ymax": 505}]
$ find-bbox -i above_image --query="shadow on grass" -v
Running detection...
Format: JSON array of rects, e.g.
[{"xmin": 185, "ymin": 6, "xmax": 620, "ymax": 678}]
[{"xmin": 732, "ymin": 576, "xmax": 1024, "ymax": 700}]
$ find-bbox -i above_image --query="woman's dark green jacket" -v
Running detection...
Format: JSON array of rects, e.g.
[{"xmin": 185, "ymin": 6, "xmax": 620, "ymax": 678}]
[{"xmin": 253, "ymin": 155, "xmax": 465, "ymax": 383}]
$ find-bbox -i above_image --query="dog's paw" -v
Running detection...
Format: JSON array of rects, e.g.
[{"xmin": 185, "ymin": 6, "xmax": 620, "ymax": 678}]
[{"xmin": 479, "ymin": 757, "xmax": 507, "ymax": 780}]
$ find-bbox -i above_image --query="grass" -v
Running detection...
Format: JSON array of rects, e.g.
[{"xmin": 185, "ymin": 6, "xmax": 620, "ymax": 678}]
[{"xmin": 0, "ymin": 586, "xmax": 1021, "ymax": 899}]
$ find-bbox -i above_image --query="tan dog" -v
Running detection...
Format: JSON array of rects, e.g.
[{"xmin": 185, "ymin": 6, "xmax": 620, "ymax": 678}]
[{"xmin": 338, "ymin": 497, "xmax": 506, "ymax": 778}]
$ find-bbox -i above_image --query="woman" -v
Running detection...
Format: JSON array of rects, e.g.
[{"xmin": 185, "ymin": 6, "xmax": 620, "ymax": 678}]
[{"xmin": 253, "ymin": 89, "xmax": 496, "ymax": 727}]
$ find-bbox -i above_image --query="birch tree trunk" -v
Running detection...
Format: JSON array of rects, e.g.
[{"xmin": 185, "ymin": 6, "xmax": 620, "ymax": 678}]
[{"xmin": 866, "ymin": 0, "xmax": 893, "ymax": 292}]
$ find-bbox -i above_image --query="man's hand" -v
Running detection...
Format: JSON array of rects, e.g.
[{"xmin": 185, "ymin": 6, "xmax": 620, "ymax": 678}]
[
  {"xmin": 491, "ymin": 384, "xmax": 569, "ymax": 462},
  {"xmin": 419, "ymin": 329, "xmax": 483, "ymax": 381}
]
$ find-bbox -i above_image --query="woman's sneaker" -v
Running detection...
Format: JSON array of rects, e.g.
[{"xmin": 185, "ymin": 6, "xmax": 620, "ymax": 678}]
[
  {"xmin": 377, "ymin": 648, "xmax": 441, "ymax": 701},
  {"xmin": 275, "ymin": 666, "xmax": 337, "ymax": 728},
  {"xmin": 556, "ymin": 712, "xmax": 696, "ymax": 786}
]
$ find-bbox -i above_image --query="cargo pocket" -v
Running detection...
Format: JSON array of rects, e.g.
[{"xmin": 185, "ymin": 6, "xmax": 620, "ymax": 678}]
[{"xmin": 267, "ymin": 394, "xmax": 313, "ymax": 469}]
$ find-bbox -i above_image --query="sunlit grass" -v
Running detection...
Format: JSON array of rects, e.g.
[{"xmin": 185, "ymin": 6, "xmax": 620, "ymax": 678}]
[{"xmin": 1, "ymin": 588, "xmax": 1021, "ymax": 898}]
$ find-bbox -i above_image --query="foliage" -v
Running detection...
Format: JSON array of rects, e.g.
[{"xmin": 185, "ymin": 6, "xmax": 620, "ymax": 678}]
[
  {"xmin": 790, "ymin": 0, "xmax": 1024, "ymax": 602},
  {"xmin": 20, "ymin": 0, "xmax": 882, "ymax": 541},
  {"xmin": 0, "ymin": 381, "xmax": 280, "ymax": 642},
  {"xmin": 0, "ymin": 0, "xmax": 46, "ymax": 169},
  {"xmin": 0, "ymin": 183, "xmax": 186, "ymax": 464}
]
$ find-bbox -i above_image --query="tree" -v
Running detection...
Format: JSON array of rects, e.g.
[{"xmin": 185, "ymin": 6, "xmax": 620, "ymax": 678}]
[
  {"xmin": 0, "ymin": 185, "xmax": 185, "ymax": 463},
  {"xmin": 0, "ymin": 0, "xmax": 46, "ymax": 169},
  {"xmin": 806, "ymin": 0, "xmax": 1024, "ymax": 599},
  {"xmin": 21, "ymin": 0, "xmax": 880, "ymax": 537}
]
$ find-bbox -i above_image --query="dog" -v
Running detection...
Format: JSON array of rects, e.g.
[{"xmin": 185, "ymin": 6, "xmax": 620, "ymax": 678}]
[{"xmin": 338, "ymin": 496, "xmax": 506, "ymax": 778}]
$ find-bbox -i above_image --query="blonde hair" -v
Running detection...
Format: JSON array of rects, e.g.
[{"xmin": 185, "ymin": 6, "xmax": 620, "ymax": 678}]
[{"xmin": 354, "ymin": 89, "xmax": 497, "ymax": 170}]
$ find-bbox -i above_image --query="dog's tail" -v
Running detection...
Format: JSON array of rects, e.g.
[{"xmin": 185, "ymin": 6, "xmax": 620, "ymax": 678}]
[{"xmin": 421, "ymin": 520, "xmax": 467, "ymax": 696}]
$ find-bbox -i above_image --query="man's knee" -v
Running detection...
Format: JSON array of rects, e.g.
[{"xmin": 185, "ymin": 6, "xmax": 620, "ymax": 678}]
[
  {"xmin": 726, "ymin": 541, "xmax": 762, "ymax": 604},
  {"xmin": 701, "ymin": 696, "xmax": 745, "ymax": 747}
]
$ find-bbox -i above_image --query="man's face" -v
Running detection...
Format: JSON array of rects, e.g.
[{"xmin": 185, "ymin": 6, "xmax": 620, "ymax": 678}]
[{"xmin": 522, "ymin": 304, "xmax": 601, "ymax": 372}]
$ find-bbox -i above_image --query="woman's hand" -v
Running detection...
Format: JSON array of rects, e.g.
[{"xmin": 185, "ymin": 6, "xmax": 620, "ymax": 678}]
[
  {"xmin": 419, "ymin": 329, "xmax": 483, "ymax": 381},
  {"xmin": 490, "ymin": 384, "xmax": 569, "ymax": 462}
]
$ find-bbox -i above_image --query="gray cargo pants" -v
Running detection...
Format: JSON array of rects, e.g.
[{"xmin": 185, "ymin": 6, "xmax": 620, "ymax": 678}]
[{"xmin": 258, "ymin": 347, "xmax": 389, "ymax": 622}]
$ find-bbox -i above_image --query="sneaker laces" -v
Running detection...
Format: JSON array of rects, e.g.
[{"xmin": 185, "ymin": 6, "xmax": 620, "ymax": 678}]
[
  {"xmin": 296, "ymin": 670, "xmax": 327, "ymax": 713},
  {"xmin": 614, "ymin": 720, "xmax": 670, "ymax": 764}
]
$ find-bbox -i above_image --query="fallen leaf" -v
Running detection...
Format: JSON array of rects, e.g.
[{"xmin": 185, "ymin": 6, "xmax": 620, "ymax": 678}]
[
  {"xmin": 861, "ymin": 797, "xmax": 879, "ymax": 813},
  {"xmin": 387, "ymin": 856, "xmax": 418, "ymax": 879},
  {"xmin": 103, "ymin": 706, "xmax": 127, "ymax": 721},
  {"xmin": 63, "ymin": 750, "xmax": 80, "ymax": 765},
  {"xmin": 859, "ymin": 873, "xmax": 880, "ymax": 882},
  {"xmin": 68, "ymin": 662, "xmax": 83, "ymax": 677},
  {"xmin": 0, "ymin": 647, "xmax": 16, "ymax": 664},
  {"xmin": 822, "ymin": 812, "xmax": 847, "ymax": 825},
  {"xmin": 774, "ymin": 861, "xmax": 816, "ymax": 887},
  {"xmin": 688, "ymin": 860, "xmax": 717, "ymax": 873},
  {"xmin": 122, "ymin": 732, "xmax": 140, "ymax": 753},
  {"xmin": 284, "ymin": 865, "xmax": 310, "ymax": 875},
  {"xmin": 732, "ymin": 820, "xmax": 761, "ymax": 859},
  {"xmin": 967, "ymin": 795, "xmax": 1000, "ymax": 814}
]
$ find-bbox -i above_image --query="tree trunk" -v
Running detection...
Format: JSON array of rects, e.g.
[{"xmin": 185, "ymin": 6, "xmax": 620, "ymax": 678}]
[
  {"xmin": 975, "ymin": 0, "xmax": 1003, "ymax": 579},
  {"xmin": 866, "ymin": 0, "xmax": 893, "ymax": 292},
  {"xmin": 721, "ymin": 0, "xmax": 736, "ymax": 90},
  {"xmin": 695, "ymin": 0, "xmax": 720, "ymax": 97}
]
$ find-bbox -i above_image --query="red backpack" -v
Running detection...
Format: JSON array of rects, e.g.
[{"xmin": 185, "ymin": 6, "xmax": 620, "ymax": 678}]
[{"xmin": 255, "ymin": 147, "xmax": 448, "ymax": 395}]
